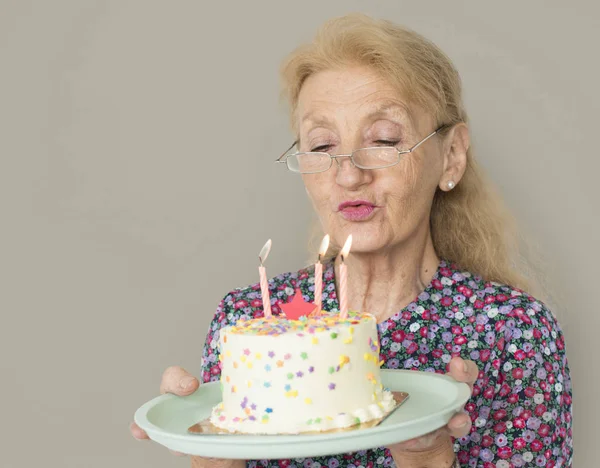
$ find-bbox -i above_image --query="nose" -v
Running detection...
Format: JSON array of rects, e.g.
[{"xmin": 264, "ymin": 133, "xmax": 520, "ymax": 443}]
[
  {"xmin": 333, "ymin": 154, "xmax": 354, "ymax": 169},
  {"xmin": 334, "ymin": 154, "xmax": 371, "ymax": 190}
]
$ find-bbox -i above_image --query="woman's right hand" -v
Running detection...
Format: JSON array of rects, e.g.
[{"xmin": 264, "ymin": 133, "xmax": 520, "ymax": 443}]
[
  {"xmin": 130, "ymin": 366, "xmax": 199, "ymax": 454},
  {"xmin": 131, "ymin": 366, "xmax": 245, "ymax": 467}
]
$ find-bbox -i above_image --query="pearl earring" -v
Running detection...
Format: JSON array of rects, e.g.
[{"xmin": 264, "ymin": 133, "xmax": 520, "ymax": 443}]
[{"xmin": 447, "ymin": 181, "xmax": 455, "ymax": 190}]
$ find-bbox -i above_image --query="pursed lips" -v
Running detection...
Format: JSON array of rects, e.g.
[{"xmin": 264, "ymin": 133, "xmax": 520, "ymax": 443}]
[
  {"xmin": 337, "ymin": 199, "xmax": 376, "ymax": 210},
  {"xmin": 337, "ymin": 200, "xmax": 380, "ymax": 221}
]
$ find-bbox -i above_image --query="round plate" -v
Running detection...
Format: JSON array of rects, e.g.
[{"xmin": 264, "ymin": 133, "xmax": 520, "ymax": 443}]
[{"xmin": 134, "ymin": 369, "xmax": 470, "ymax": 459}]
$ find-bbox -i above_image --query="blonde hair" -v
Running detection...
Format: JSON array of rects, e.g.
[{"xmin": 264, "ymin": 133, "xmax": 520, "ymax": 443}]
[{"xmin": 280, "ymin": 13, "xmax": 539, "ymax": 292}]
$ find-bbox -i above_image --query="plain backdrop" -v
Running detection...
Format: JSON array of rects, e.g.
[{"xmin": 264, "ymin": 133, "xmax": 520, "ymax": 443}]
[{"xmin": 1, "ymin": 1, "xmax": 598, "ymax": 467}]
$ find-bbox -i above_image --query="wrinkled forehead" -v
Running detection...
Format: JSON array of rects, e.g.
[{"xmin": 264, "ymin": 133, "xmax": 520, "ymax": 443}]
[
  {"xmin": 292, "ymin": 67, "xmax": 429, "ymax": 136},
  {"xmin": 299, "ymin": 99, "xmax": 414, "ymax": 131}
]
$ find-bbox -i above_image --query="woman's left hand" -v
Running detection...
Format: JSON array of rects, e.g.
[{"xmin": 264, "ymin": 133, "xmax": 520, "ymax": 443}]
[{"xmin": 388, "ymin": 357, "xmax": 478, "ymax": 459}]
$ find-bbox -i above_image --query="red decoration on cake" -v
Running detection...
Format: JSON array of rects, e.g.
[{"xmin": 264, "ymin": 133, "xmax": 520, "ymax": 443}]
[{"xmin": 280, "ymin": 288, "xmax": 317, "ymax": 320}]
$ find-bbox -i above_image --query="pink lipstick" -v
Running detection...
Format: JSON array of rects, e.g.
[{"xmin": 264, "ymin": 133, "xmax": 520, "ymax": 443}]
[{"xmin": 338, "ymin": 200, "xmax": 378, "ymax": 221}]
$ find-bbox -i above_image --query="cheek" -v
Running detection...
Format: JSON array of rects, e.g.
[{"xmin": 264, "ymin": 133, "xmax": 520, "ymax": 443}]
[
  {"xmin": 384, "ymin": 159, "xmax": 422, "ymax": 200},
  {"xmin": 302, "ymin": 174, "xmax": 333, "ymax": 207},
  {"xmin": 382, "ymin": 157, "xmax": 436, "ymax": 213}
]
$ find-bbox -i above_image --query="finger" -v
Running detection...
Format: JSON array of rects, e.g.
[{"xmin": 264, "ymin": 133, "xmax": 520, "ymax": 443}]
[
  {"xmin": 130, "ymin": 422, "xmax": 149, "ymax": 440},
  {"xmin": 447, "ymin": 412, "xmax": 472, "ymax": 439},
  {"xmin": 449, "ymin": 357, "xmax": 478, "ymax": 388},
  {"xmin": 160, "ymin": 366, "xmax": 200, "ymax": 395},
  {"xmin": 391, "ymin": 427, "xmax": 447, "ymax": 452}
]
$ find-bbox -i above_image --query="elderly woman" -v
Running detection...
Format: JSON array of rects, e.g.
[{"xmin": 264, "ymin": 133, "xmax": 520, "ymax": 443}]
[{"xmin": 131, "ymin": 14, "xmax": 573, "ymax": 468}]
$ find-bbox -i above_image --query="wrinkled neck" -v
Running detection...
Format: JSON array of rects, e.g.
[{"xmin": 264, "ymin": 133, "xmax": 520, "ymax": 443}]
[{"xmin": 334, "ymin": 231, "xmax": 439, "ymax": 322}]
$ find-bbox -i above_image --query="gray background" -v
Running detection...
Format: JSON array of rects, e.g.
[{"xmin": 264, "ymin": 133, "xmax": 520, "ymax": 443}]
[{"xmin": 1, "ymin": 1, "xmax": 597, "ymax": 466}]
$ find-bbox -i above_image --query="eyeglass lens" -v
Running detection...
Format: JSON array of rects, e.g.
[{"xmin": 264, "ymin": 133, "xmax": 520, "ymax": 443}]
[{"xmin": 288, "ymin": 147, "xmax": 400, "ymax": 173}]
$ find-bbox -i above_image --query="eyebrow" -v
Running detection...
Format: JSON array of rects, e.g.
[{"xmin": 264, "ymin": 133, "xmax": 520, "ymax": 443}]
[
  {"xmin": 367, "ymin": 101, "xmax": 410, "ymax": 122},
  {"xmin": 300, "ymin": 111, "xmax": 333, "ymax": 128},
  {"xmin": 300, "ymin": 101, "xmax": 410, "ymax": 127}
]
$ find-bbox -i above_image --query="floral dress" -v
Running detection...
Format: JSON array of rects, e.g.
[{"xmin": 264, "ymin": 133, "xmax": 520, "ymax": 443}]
[{"xmin": 200, "ymin": 261, "xmax": 573, "ymax": 468}]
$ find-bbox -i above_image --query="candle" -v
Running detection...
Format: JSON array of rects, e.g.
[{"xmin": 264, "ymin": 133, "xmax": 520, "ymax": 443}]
[
  {"xmin": 258, "ymin": 239, "xmax": 272, "ymax": 318},
  {"xmin": 314, "ymin": 234, "xmax": 330, "ymax": 312},
  {"xmin": 338, "ymin": 235, "xmax": 352, "ymax": 319}
]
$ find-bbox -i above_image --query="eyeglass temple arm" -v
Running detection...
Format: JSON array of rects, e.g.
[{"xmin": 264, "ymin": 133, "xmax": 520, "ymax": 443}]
[
  {"xmin": 406, "ymin": 124, "xmax": 451, "ymax": 153},
  {"xmin": 275, "ymin": 141, "xmax": 298, "ymax": 162}
]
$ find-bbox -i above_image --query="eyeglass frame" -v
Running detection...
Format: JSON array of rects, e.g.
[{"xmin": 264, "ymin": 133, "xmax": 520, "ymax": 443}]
[{"xmin": 275, "ymin": 124, "xmax": 451, "ymax": 174}]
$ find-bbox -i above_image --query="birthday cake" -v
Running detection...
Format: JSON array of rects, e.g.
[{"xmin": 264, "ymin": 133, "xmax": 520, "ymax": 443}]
[{"xmin": 210, "ymin": 294, "xmax": 395, "ymax": 434}]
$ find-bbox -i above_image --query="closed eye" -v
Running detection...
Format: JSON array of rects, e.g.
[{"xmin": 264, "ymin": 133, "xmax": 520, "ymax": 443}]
[
  {"xmin": 374, "ymin": 140, "xmax": 400, "ymax": 146},
  {"xmin": 310, "ymin": 145, "xmax": 333, "ymax": 153}
]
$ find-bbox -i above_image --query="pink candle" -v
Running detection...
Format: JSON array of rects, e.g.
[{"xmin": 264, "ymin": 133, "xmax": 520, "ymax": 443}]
[
  {"xmin": 314, "ymin": 262, "xmax": 323, "ymax": 310},
  {"xmin": 258, "ymin": 239, "xmax": 272, "ymax": 318},
  {"xmin": 259, "ymin": 265, "xmax": 272, "ymax": 318},
  {"xmin": 314, "ymin": 234, "xmax": 330, "ymax": 312},
  {"xmin": 338, "ymin": 235, "xmax": 352, "ymax": 319},
  {"xmin": 339, "ymin": 262, "xmax": 348, "ymax": 318}
]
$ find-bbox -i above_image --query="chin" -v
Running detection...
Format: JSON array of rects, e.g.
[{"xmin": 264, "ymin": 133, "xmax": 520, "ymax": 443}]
[
  {"xmin": 331, "ymin": 225, "xmax": 391, "ymax": 255},
  {"xmin": 349, "ymin": 239, "xmax": 390, "ymax": 255}
]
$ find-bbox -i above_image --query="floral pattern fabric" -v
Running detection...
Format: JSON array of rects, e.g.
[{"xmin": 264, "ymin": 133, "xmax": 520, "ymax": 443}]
[{"xmin": 200, "ymin": 261, "xmax": 573, "ymax": 467}]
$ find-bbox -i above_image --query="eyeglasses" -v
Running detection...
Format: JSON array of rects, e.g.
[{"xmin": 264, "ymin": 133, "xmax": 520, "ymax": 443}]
[{"xmin": 275, "ymin": 125, "xmax": 449, "ymax": 174}]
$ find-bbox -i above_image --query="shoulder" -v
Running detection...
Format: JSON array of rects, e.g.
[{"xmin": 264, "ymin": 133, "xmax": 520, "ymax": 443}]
[{"xmin": 442, "ymin": 261, "xmax": 566, "ymax": 345}]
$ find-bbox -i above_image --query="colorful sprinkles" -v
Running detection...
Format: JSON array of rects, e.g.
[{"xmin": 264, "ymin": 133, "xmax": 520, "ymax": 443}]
[{"xmin": 226, "ymin": 310, "xmax": 370, "ymax": 335}]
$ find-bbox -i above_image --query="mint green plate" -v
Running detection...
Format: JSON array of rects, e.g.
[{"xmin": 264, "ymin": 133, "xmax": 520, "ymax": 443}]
[{"xmin": 134, "ymin": 369, "xmax": 470, "ymax": 459}]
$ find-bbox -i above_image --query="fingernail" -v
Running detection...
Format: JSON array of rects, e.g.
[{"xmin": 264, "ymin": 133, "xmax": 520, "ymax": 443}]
[
  {"xmin": 463, "ymin": 361, "xmax": 469, "ymax": 373},
  {"xmin": 180, "ymin": 376, "xmax": 195, "ymax": 389},
  {"xmin": 457, "ymin": 419, "xmax": 468, "ymax": 427}
]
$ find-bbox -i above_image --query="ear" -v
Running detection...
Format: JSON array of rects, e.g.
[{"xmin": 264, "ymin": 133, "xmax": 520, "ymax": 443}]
[{"xmin": 439, "ymin": 123, "xmax": 469, "ymax": 192}]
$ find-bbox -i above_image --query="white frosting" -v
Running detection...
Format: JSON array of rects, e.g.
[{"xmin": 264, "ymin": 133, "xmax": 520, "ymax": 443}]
[{"xmin": 210, "ymin": 311, "xmax": 395, "ymax": 434}]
